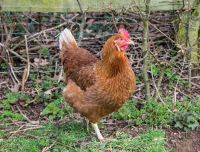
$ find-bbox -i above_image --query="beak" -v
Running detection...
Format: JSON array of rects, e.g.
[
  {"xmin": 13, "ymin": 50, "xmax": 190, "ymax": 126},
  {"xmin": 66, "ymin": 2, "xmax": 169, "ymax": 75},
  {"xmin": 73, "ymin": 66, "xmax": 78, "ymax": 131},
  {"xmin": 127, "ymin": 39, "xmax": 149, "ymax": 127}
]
[{"xmin": 127, "ymin": 40, "xmax": 135, "ymax": 45}]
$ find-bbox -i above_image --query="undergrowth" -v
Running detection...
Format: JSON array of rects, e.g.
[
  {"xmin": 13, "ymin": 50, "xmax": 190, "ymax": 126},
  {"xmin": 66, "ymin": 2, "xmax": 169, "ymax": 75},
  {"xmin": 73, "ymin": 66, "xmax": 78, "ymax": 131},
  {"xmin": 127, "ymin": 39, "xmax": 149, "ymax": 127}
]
[
  {"xmin": 0, "ymin": 70, "xmax": 73, "ymax": 121},
  {"xmin": 113, "ymin": 99, "xmax": 200, "ymax": 130}
]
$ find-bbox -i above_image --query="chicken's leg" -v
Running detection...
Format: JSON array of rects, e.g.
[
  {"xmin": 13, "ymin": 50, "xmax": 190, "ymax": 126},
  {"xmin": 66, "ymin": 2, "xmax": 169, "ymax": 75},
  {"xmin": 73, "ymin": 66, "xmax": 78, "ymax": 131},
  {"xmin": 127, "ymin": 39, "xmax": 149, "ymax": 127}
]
[{"xmin": 91, "ymin": 123, "xmax": 104, "ymax": 141}]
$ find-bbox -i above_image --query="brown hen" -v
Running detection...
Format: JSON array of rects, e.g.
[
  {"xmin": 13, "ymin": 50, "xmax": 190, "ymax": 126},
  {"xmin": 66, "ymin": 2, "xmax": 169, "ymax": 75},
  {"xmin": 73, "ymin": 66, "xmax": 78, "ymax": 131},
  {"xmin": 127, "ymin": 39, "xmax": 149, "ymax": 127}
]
[{"xmin": 59, "ymin": 28, "xmax": 136, "ymax": 141}]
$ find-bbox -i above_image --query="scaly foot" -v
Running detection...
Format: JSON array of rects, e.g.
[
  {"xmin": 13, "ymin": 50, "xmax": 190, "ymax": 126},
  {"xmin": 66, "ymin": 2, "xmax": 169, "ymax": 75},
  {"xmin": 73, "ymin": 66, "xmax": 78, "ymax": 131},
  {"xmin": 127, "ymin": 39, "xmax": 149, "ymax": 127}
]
[{"xmin": 91, "ymin": 123, "xmax": 104, "ymax": 141}]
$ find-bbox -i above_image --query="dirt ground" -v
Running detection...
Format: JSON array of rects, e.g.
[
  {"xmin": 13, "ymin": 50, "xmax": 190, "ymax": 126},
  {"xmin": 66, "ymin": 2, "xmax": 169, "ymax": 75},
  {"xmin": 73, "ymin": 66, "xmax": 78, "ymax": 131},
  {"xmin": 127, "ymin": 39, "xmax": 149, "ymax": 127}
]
[
  {"xmin": 104, "ymin": 121, "xmax": 200, "ymax": 152},
  {"xmin": 166, "ymin": 128, "xmax": 200, "ymax": 152}
]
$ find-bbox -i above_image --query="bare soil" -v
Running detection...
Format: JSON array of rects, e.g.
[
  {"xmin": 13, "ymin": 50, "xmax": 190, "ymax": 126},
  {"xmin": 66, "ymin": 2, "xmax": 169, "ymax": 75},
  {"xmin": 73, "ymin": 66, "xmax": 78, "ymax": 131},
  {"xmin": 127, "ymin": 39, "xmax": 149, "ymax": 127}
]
[
  {"xmin": 166, "ymin": 128, "xmax": 200, "ymax": 152},
  {"xmin": 103, "ymin": 121, "xmax": 200, "ymax": 152}
]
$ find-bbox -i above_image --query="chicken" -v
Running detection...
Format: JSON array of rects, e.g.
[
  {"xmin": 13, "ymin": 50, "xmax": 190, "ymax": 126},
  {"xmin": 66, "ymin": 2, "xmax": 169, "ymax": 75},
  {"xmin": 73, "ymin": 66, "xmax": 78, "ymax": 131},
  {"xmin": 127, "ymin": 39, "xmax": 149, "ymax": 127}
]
[{"xmin": 59, "ymin": 28, "xmax": 136, "ymax": 141}]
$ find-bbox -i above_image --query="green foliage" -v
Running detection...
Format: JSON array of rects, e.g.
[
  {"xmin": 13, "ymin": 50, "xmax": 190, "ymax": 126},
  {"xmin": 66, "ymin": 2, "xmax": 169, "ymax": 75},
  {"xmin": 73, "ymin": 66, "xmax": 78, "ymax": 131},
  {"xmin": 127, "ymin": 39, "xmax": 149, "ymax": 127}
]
[
  {"xmin": 174, "ymin": 112, "xmax": 199, "ymax": 131},
  {"xmin": 140, "ymin": 101, "xmax": 173, "ymax": 127},
  {"xmin": 113, "ymin": 99, "xmax": 200, "ymax": 129},
  {"xmin": 112, "ymin": 101, "xmax": 139, "ymax": 120},
  {"xmin": 113, "ymin": 100, "xmax": 173, "ymax": 127},
  {"xmin": 0, "ymin": 122, "xmax": 167, "ymax": 152},
  {"xmin": 32, "ymin": 73, "xmax": 72, "ymax": 120},
  {"xmin": 170, "ymin": 49, "xmax": 178, "ymax": 57},
  {"xmin": 0, "ymin": 92, "xmax": 32, "ymax": 121},
  {"xmin": 0, "ymin": 92, "xmax": 31, "ymax": 110},
  {"xmin": 0, "ymin": 110, "xmax": 24, "ymax": 121},
  {"xmin": 29, "ymin": 70, "xmax": 73, "ymax": 120},
  {"xmin": 82, "ymin": 130, "xmax": 167, "ymax": 152},
  {"xmin": 41, "ymin": 97, "xmax": 73, "ymax": 120},
  {"xmin": 42, "ymin": 76, "xmax": 56, "ymax": 90},
  {"xmin": 35, "ymin": 74, "xmax": 62, "ymax": 93},
  {"xmin": 164, "ymin": 68, "xmax": 178, "ymax": 81},
  {"xmin": 164, "ymin": 68, "xmax": 188, "ymax": 86},
  {"xmin": 175, "ymin": 100, "xmax": 200, "ymax": 116},
  {"xmin": 0, "ymin": 63, "xmax": 8, "ymax": 70},
  {"xmin": 151, "ymin": 65, "xmax": 160, "ymax": 76},
  {"xmin": 5, "ymin": 92, "xmax": 31, "ymax": 104},
  {"xmin": 33, "ymin": 72, "xmax": 63, "ymax": 102},
  {"xmin": 0, "ymin": 137, "xmax": 48, "ymax": 152},
  {"xmin": 0, "ymin": 123, "xmax": 87, "ymax": 152},
  {"xmin": 39, "ymin": 48, "xmax": 49, "ymax": 58},
  {"xmin": 29, "ymin": 73, "xmax": 37, "ymax": 81}
]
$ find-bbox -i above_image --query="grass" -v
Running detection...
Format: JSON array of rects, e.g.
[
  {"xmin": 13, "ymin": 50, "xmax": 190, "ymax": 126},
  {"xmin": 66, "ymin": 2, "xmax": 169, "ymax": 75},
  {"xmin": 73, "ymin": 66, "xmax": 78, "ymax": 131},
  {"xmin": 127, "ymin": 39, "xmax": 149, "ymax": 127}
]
[
  {"xmin": 0, "ymin": 122, "xmax": 167, "ymax": 152},
  {"xmin": 112, "ymin": 99, "xmax": 200, "ymax": 129},
  {"xmin": 0, "ymin": 122, "xmax": 87, "ymax": 152},
  {"xmin": 0, "ymin": 90, "xmax": 200, "ymax": 152},
  {"xmin": 80, "ymin": 130, "xmax": 167, "ymax": 152}
]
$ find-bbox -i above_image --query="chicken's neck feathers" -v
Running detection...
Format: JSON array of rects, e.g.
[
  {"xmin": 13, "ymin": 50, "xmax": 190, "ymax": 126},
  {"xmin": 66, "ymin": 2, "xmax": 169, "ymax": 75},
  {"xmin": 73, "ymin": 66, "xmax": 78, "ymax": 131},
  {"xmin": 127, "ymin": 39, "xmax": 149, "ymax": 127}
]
[{"xmin": 98, "ymin": 54, "xmax": 129, "ymax": 78}]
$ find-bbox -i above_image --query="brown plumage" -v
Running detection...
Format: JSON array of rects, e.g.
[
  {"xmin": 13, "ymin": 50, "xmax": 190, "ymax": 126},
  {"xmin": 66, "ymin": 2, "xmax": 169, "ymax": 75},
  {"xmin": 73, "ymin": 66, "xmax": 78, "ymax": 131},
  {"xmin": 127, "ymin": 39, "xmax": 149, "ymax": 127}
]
[{"xmin": 59, "ymin": 28, "xmax": 136, "ymax": 141}]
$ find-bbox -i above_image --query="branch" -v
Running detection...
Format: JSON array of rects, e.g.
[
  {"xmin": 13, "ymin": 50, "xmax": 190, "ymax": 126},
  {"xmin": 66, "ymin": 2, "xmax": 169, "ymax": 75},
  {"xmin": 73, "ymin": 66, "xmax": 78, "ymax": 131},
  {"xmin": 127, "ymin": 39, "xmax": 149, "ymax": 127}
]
[
  {"xmin": 142, "ymin": 0, "xmax": 151, "ymax": 100},
  {"xmin": 21, "ymin": 35, "xmax": 30, "ymax": 91},
  {"xmin": 151, "ymin": 66, "xmax": 165, "ymax": 104},
  {"xmin": 77, "ymin": 0, "xmax": 86, "ymax": 44},
  {"xmin": 173, "ymin": 56, "xmax": 186, "ymax": 105}
]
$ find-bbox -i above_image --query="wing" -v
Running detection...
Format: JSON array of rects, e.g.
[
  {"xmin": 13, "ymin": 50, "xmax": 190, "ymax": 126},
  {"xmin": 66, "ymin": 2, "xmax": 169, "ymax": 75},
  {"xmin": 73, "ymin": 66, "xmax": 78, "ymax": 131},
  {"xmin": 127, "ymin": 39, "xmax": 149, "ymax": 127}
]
[{"xmin": 61, "ymin": 46, "xmax": 99, "ymax": 90}]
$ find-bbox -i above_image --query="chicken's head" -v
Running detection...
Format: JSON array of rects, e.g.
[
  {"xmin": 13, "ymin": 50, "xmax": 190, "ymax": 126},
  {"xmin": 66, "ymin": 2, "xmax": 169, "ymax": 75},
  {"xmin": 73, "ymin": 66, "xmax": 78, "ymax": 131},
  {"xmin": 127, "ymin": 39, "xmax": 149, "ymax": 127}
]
[
  {"xmin": 113, "ymin": 28, "xmax": 134, "ymax": 52},
  {"xmin": 102, "ymin": 28, "xmax": 134, "ymax": 62}
]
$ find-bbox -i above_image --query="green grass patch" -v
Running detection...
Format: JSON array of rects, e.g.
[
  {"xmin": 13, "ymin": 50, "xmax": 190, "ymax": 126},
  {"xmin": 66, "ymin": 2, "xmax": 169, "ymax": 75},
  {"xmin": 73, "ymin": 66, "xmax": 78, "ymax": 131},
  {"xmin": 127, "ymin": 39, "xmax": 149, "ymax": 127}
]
[
  {"xmin": 0, "ymin": 122, "xmax": 87, "ymax": 152},
  {"xmin": 80, "ymin": 130, "xmax": 167, "ymax": 152},
  {"xmin": 113, "ymin": 99, "xmax": 200, "ymax": 129},
  {"xmin": 0, "ymin": 122, "xmax": 168, "ymax": 152}
]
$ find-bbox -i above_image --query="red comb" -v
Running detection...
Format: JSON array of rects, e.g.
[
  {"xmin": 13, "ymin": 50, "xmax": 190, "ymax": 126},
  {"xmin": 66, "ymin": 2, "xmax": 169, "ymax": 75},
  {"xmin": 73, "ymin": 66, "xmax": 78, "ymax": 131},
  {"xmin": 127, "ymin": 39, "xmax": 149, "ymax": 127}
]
[{"xmin": 118, "ymin": 28, "xmax": 131, "ymax": 40}]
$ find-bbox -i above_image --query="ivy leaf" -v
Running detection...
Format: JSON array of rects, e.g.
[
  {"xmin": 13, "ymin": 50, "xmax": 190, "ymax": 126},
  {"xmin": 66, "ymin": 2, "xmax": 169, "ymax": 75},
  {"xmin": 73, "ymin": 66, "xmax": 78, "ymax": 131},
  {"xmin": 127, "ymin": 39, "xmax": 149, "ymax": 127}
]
[{"xmin": 41, "ymin": 102, "xmax": 60, "ymax": 116}]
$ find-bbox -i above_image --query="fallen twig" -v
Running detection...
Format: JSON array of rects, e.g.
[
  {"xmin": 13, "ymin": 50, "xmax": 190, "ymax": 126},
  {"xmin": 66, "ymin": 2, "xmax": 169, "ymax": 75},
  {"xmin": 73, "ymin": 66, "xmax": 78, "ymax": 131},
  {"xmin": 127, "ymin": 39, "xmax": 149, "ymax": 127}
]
[
  {"xmin": 20, "ymin": 43, "xmax": 56, "ymax": 53},
  {"xmin": 10, "ymin": 125, "xmax": 43, "ymax": 134},
  {"xmin": 16, "ymin": 106, "xmax": 39, "ymax": 125},
  {"xmin": 150, "ymin": 66, "xmax": 165, "ymax": 104},
  {"xmin": 42, "ymin": 142, "xmax": 56, "ymax": 152},
  {"xmin": 77, "ymin": 0, "xmax": 86, "ymax": 44},
  {"xmin": 21, "ymin": 35, "xmax": 31, "ymax": 91},
  {"xmin": 12, "ymin": 49, "xmax": 36, "ymax": 67},
  {"xmin": 173, "ymin": 56, "xmax": 186, "ymax": 104}
]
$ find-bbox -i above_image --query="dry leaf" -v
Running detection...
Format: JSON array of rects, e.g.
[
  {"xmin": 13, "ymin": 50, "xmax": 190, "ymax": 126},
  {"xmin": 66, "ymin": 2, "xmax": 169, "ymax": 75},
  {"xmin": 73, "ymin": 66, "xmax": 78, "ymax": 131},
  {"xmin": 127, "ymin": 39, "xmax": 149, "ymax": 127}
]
[{"xmin": 33, "ymin": 58, "xmax": 49, "ymax": 67}]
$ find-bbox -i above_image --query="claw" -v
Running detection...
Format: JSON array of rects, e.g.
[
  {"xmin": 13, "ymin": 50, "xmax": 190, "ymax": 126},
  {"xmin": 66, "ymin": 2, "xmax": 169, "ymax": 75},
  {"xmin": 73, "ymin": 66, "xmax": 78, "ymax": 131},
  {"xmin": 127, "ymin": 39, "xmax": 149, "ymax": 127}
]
[
  {"xmin": 101, "ymin": 138, "xmax": 117, "ymax": 142},
  {"xmin": 91, "ymin": 123, "xmax": 117, "ymax": 142}
]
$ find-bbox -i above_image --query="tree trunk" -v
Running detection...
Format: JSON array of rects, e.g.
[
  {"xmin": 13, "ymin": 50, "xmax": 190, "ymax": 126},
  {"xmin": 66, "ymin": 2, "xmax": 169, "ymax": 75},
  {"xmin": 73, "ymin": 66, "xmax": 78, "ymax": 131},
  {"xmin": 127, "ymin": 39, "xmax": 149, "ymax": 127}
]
[
  {"xmin": 188, "ymin": 1, "xmax": 200, "ymax": 70},
  {"xmin": 176, "ymin": 0, "xmax": 200, "ymax": 88}
]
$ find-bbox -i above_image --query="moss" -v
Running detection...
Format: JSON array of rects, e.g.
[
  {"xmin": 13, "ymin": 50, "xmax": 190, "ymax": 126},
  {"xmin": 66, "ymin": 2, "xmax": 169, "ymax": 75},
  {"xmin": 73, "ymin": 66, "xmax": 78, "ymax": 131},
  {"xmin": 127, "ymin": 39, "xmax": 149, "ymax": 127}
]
[
  {"xmin": 188, "ymin": 2, "xmax": 200, "ymax": 66},
  {"xmin": 175, "ymin": 12, "xmax": 189, "ymax": 45},
  {"xmin": 176, "ymin": 1, "xmax": 200, "ymax": 67}
]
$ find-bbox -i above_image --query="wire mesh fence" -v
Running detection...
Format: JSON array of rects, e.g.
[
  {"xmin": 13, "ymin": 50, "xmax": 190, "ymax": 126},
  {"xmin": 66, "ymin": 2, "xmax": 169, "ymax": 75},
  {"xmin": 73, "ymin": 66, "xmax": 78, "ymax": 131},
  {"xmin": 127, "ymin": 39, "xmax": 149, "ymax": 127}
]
[{"xmin": 0, "ymin": 11, "xmax": 199, "ymax": 101}]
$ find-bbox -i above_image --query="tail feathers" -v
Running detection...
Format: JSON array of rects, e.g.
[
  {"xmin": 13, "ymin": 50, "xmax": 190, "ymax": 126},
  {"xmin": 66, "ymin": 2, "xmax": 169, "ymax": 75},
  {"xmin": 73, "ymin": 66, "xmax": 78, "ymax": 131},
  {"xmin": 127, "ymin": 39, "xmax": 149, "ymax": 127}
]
[{"xmin": 59, "ymin": 28, "xmax": 78, "ymax": 50}]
